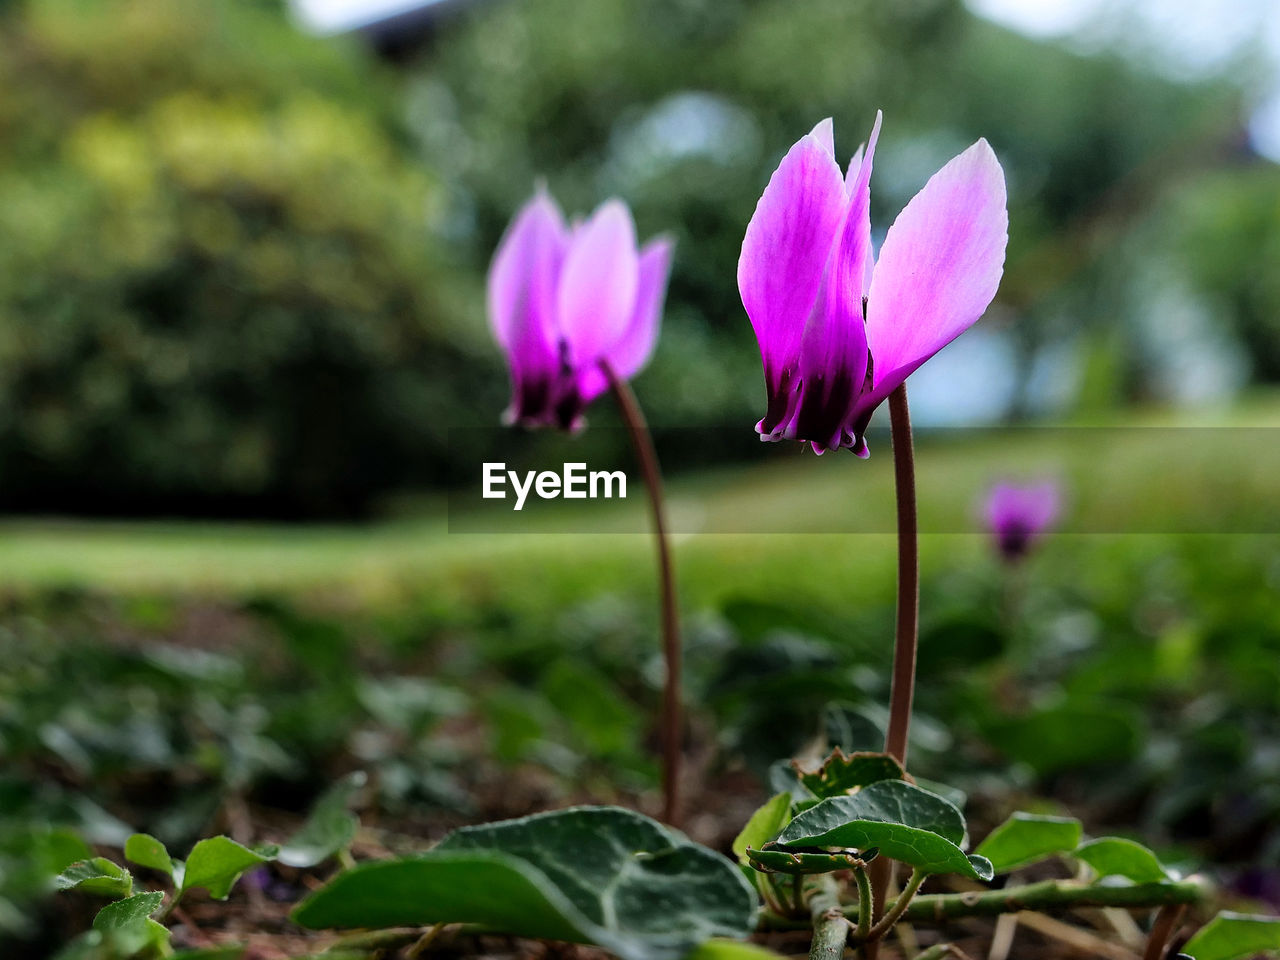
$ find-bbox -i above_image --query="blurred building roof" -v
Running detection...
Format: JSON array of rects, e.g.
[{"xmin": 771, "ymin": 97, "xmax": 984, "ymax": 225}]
[{"xmin": 289, "ymin": 0, "xmax": 472, "ymax": 37}]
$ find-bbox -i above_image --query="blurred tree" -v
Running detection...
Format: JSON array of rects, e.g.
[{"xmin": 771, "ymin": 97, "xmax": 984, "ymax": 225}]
[
  {"xmin": 0, "ymin": 0, "xmax": 497, "ymax": 516},
  {"xmin": 410, "ymin": 0, "xmax": 1263, "ymax": 425}
]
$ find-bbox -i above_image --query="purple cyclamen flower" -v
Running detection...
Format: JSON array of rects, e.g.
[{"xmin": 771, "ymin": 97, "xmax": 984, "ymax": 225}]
[
  {"xmin": 739, "ymin": 112, "xmax": 1008, "ymax": 455},
  {"xmin": 488, "ymin": 189, "xmax": 673, "ymax": 431},
  {"xmin": 985, "ymin": 480, "xmax": 1060, "ymax": 561}
]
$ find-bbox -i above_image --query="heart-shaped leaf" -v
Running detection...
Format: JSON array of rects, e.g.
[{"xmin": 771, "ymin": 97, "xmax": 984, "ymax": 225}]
[
  {"xmin": 279, "ymin": 772, "xmax": 365, "ymax": 868},
  {"xmin": 92, "ymin": 891, "xmax": 164, "ymax": 931},
  {"xmin": 975, "ymin": 813, "xmax": 1082, "ymax": 874},
  {"xmin": 181, "ymin": 837, "xmax": 276, "ymax": 900},
  {"xmin": 774, "ymin": 780, "xmax": 993, "ymax": 881},
  {"xmin": 124, "ymin": 834, "xmax": 175, "ymax": 878},
  {"xmin": 795, "ymin": 750, "xmax": 905, "ymax": 799},
  {"xmin": 732, "ymin": 793, "xmax": 792, "ymax": 865},
  {"xmin": 1182, "ymin": 911, "xmax": 1280, "ymax": 960},
  {"xmin": 1074, "ymin": 837, "xmax": 1168, "ymax": 883},
  {"xmin": 293, "ymin": 806, "xmax": 756, "ymax": 960},
  {"xmin": 55, "ymin": 858, "xmax": 133, "ymax": 899}
]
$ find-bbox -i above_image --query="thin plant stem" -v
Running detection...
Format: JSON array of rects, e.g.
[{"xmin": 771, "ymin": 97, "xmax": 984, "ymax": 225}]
[
  {"xmin": 807, "ymin": 874, "xmax": 851, "ymax": 960},
  {"xmin": 853, "ymin": 865, "xmax": 873, "ymax": 939},
  {"xmin": 602, "ymin": 360, "xmax": 682, "ymax": 826},
  {"xmin": 757, "ymin": 879, "xmax": 1206, "ymax": 932},
  {"xmin": 896, "ymin": 879, "xmax": 1205, "ymax": 922},
  {"xmin": 868, "ymin": 385, "xmax": 920, "ymax": 958},
  {"xmin": 1143, "ymin": 904, "xmax": 1186, "ymax": 960},
  {"xmin": 866, "ymin": 868, "xmax": 926, "ymax": 940},
  {"xmin": 884, "ymin": 383, "xmax": 919, "ymax": 766},
  {"xmin": 407, "ymin": 922, "xmax": 448, "ymax": 959}
]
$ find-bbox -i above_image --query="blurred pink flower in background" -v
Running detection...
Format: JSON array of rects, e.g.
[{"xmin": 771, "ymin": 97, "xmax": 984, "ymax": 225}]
[
  {"xmin": 984, "ymin": 480, "xmax": 1061, "ymax": 561},
  {"xmin": 488, "ymin": 188, "xmax": 673, "ymax": 431}
]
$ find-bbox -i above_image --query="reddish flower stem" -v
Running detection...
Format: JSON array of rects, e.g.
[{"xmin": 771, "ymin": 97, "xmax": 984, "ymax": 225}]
[
  {"xmin": 884, "ymin": 383, "xmax": 919, "ymax": 766},
  {"xmin": 868, "ymin": 383, "xmax": 921, "ymax": 956},
  {"xmin": 602, "ymin": 360, "xmax": 682, "ymax": 826}
]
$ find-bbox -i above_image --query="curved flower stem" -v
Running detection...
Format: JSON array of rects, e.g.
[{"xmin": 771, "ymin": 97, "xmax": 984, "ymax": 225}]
[
  {"xmin": 867, "ymin": 384, "xmax": 920, "ymax": 956},
  {"xmin": 884, "ymin": 383, "xmax": 919, "ymax": 766},
  {"xmin": 602, "ymin": 360, "xmax": 682, "ymax": 826},
  {"xmin": 1143, "ymin": 904, "xmax": 1186, "ymax": 960}
]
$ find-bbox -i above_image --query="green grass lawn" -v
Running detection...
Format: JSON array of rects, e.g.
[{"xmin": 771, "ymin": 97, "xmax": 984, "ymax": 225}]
[{"xmin": 0, "ymin": 399, "xmax": 1275, "ymax": 614}]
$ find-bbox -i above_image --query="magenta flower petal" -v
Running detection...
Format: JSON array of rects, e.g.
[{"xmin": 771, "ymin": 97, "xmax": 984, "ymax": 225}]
[
  {"xmin": 985, "ymin": 480, "xmax": 1060, "ymax": 560},
  {"xmin": 864, "ymin": 138, "xmax": 1008, "ymax": 398},
  {"xmin": 790, "ymin": 112, "xmax": 882, "ymax": 452},
  {"xmin": 605, "ymin": 235, "xmax": 674, "ymax": 382},
  {"xmin": 844, "ymin": 143, "xmax": 865, "ymax": 193},
  {"xmin": 488, "ymin": 189, "xmax": 673, "ymax": 432},
  {"xmin": 808, "ymin": 117, "xmax": 835, "ymax": 157},
  {"xmin": 738, "ymin": 128, "xmax": 846, "ymax": 406},
  {"xmin": 737, "ymin": 115, "xmax": 1008, "ymax": 457},
  {"xmin": 579, "ymin": 236, "xmax": 674, "ymax": 407},
  {"xmin": 487, "ymin": 190, "xmax": 570, "ymax": 425},
  {"xmin": 557, "ymin": 199, "xmax": 640, "ymax": 368}
]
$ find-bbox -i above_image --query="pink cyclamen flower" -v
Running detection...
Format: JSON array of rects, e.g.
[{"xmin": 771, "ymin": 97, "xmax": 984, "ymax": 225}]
[
  {"xmin": 488, "ymin": 189, "xmax": 673, "ymax": 430},
  {"xmin": 985, "ymin": 481, "xmax": 1060, "ymax": 561},
  {"xmin": 738, "ymin": 112, "xmax": 1008, "ymax": 455}
]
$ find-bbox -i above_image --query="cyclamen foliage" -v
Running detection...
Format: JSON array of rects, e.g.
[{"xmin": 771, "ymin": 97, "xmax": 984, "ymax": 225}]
[
  {"xmin": 739, "ymin": 113, "xmax": 1008, "ymax": 454},
  {"xmin": 488, "ymin": 190, "xmax": 674, "ymax": 430}
]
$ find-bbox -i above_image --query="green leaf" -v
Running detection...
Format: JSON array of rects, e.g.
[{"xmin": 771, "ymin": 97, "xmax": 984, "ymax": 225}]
[
  {"xmin": 294, "ymin": 806, "xmax": 756, "ymax": 960},
  {"xmin": 181, "ymin": 837, "xmax": 275, "ymax": 900},
  {"xmin": 795, "ymin": 750, "xmax": 905, "ymax": 799},
  {"xmin": 54, "ymin": 858, "xmax": 133, "ymax": 899},
  {"xmin": 685, "ymin": 940, "xmax": 788, "ymax": 960},
  {"xmin": 975, "ymin": 813, "xmax": 1083, "ymax": 874},
  {"xmin": 774, "ymin": 780, "xmax": 993, "ymax": 881},
  {"xmin": 746, "ymin": 846, "xmax": 874, "ymax": 876},
  {"xmin": 732, "ymin": 793, "xmax": 792, "ymax": 865},
  {"xmin": 92, "ymin": 890, "xmax": 164, "ymax": 931},
  {"xmin": 1182, "ymin": 911, "xmax": 1280, "ymax": 960},
  {"xmin": 542, "ymin": 661, "xmax": 642, "ymax": 756},
  {"xmin": 124, "ymin": 833, "xmax": 175, "ymax": 878},
  {"xmin": 985, "ymin": 704, "xmax": 1141, "ymax": 775},
  {"xmin": 279, "ymin": 772, "xmax": 365, "ymax": 868},
  {"xmin": 171, "ymin": 950, "xmax": 246, "ymax": 960},
  {"xmin": 1074, "ymin": 837, "xmax": 1168, "ymax": 883}
]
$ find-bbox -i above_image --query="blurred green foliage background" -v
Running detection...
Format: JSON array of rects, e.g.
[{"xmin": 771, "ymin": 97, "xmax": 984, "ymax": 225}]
[{"xmin": 0, "ymin": 0, "xmax": 1277, "ymax": 515}]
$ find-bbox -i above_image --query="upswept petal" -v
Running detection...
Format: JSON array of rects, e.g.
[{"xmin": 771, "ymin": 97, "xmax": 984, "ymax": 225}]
[
  {"xmin": 738, "ymin": 130, "xmax": 846, "ymax": 391},
  {"xmin": 557, "ymin": 199, "xmax": 640, "ymax": 366},
  {"xmin": 808, "ymin": 117, "xmax": 835, "ymax": 157},
  {"xmin": 864, "ymin": 138, "xmax": 1008, "ymax": 398},
  {"xmin": 604, "ymin": 236, "xmax": 674, "ymax": 383},
  {"xmin": 792, "ymin": 113, "xmax": 882, "ymax": 451},
  {"xmin": 844, "ymin": 143, "xmax": 864, "ymax": 194},
  {"xmin": 487, "ymin": 189, "xmax": 568, "ymax": 358}
]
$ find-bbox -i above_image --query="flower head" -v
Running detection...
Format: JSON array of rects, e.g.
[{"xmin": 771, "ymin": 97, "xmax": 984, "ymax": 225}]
[
  {"xmin": 984, "ymin": 480, "xmax": 1060, "ymax": 561},
  {"xmin": 738, "ymin": 113, "xmax": 1008, "ymax": 455},
  {"xmin": 488, "ymin": 189, "xmax": 673, "ymax": 431}
]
